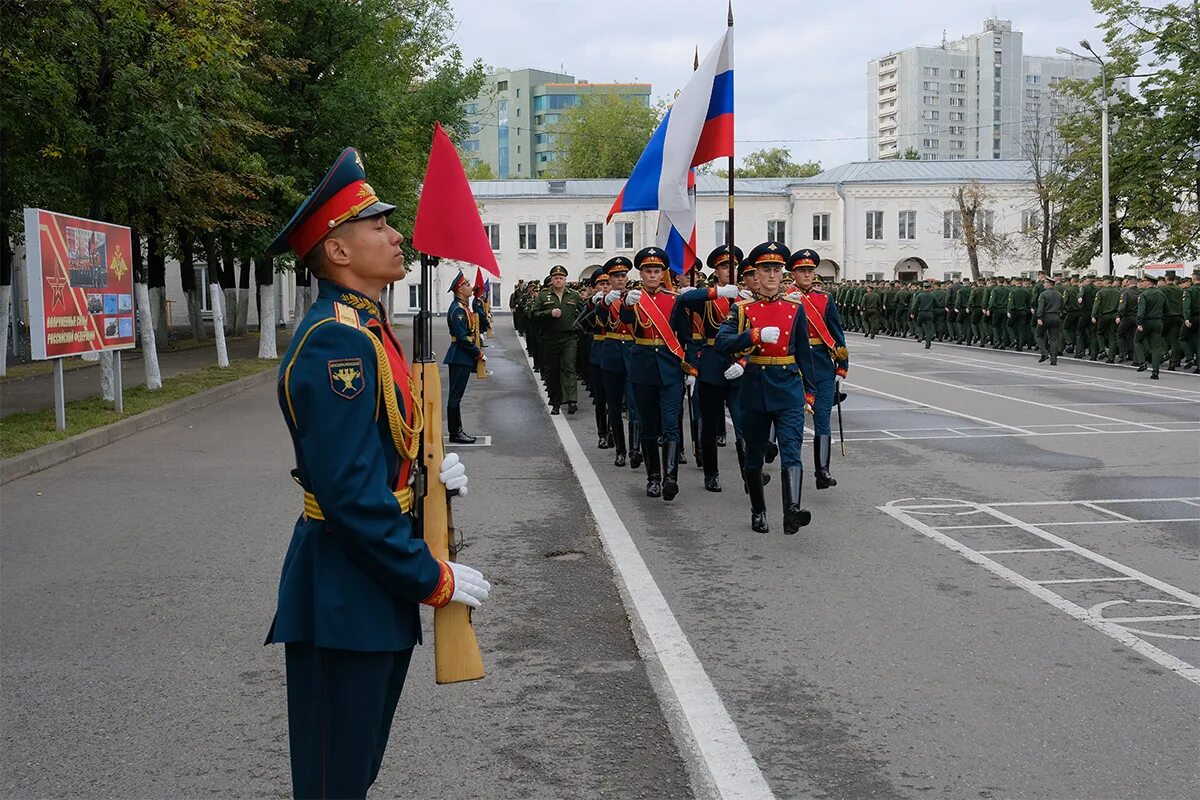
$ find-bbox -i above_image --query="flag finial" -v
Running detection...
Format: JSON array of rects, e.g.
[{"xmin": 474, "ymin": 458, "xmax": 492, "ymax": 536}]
[
  {"xmin": 727, "ymin": 0, "xmax": 734, "ymax": 27},
  {"xmin": 694, "ymin": 46, "xmax": 699, "ymax": 71}
]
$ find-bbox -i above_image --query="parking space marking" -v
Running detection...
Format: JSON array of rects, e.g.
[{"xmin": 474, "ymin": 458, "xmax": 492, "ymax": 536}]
[
  {"xmin": 881, "ymin": 497, "xmax": 1200, "ymax": 687},
  {"xmin": 844, "ymin": 382, "xmax": 1033, "ymax": 434}
]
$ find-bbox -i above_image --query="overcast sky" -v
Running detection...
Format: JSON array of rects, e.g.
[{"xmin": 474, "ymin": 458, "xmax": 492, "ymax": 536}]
[{"xmin": 446, "ymin": 0, "xmax": 1107, "ymax": 169}]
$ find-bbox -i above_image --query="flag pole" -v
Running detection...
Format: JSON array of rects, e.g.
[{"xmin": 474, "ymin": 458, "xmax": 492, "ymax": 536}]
[{"xmin": 726, "ymin": 0, "xmax": 735, "ymax": 250}]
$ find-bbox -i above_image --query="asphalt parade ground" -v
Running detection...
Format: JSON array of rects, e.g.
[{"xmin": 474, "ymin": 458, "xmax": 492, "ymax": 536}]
[{"xmin": 2, "ymin": 317, "xmax": 1198, "ymax": 800}]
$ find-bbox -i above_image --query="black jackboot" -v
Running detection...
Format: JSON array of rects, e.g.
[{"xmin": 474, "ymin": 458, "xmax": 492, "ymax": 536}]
[
  {"xmin": 629, "ymin": 421, "xmax": 643, "ymax": 469},
  {"xmin": 596, "ymin": 405, "xmax": 611, "ymax": 449},
  {"xmin": 612, "ymin": 418, "xmax": 627, "ymax": 467},
  {"xmin": 814, "ymin": 435, "xmax": 837, "ymax": 489},
  {"xmin": 745, "ymin": 468, "xmax": 769, "ymax": 533},
  {"xmin": 702, "ymin": 440, "xmax": 721, "ymax": 492},
  {"xmin": 735, "ymin": 439, "xmax": 769, "ymax": 493},
  {"xmin": 662, "ymin": 442, "xmax": 680, "ymax": 502},
  {"xmin": 643, "ymin": 442, "xmax": 662, "ymax": 498},
  {"xmin": 782, "ymin": 467, "xmax": 812, "ymax": 535},
  {"xmin": 448, "ymin": 408, "xmax": 477, "ymax": 445}
]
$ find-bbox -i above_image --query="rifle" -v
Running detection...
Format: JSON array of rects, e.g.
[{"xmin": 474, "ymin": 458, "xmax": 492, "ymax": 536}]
[
  {"xmin": 414, "ymin": 252, "xmax": 484, "ymax": 684},
  {"xmin": 835, "ymin": 378, "xmax": 846, "ymax": 457},
  {"xmin": 686, "ymin": 382, "xmax": 701, "ymax": 463}
]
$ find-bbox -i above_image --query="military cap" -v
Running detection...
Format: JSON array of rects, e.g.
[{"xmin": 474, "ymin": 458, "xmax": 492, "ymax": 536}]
[
  {"xmin": 788, "ymin": 248, "xmax": 820, "ymax": 271},
  {"xmin": 267, "ymin": 147, "xmax": 394, "ymax": 258},
  {"xmin": 589, "ymin": 270, "xmax": 610, "ymax": 288},
  {"xmin": 634, "ymin": 246, "xmax": 669, "ymax": 271},
  {"xmin": 449, "ymin": 271, "xmax": 468, "ymax": 293},
  {"xmin": 706, "ymin": 244, "xmax": 744, "ymax": 270},
  {"xmin": 738, "ymin": 259, "xmax": 757, "ymax": 281},
  {"xmin": 745, "ymin": 241, "xmax": 790, "ymax": 269},
  {"xmin": 603, "ymin": 256, "xmax": 633, "ymax": 274},
  {"xmin": 812, "ymin": 274, "xmax": 824, "ymax": 285},
  {"xmin": 549, "ymin": 264, "xmax": 569, "ymax": 278},
  {"xmin": 543, "ymin": 275, "xmax": 552, "ymax": 286}
]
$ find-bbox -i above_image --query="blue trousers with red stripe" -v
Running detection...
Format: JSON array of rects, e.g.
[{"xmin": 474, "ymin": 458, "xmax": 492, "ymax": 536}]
[{"xmin": 285, "ymin": 643, "xmax": 413, "ymax": 799}]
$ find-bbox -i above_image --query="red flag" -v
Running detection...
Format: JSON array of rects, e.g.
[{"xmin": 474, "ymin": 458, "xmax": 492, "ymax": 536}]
[
  {"xmin": 472, "ymin": 267, "xmax": 486, "ymax": 298},
  {"xmin": 412, "ymin": 122, "xmax": 500, "ymax": 277}
]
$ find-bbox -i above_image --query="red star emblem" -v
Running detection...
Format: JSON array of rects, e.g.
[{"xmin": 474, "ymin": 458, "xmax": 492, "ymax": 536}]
[{"xmin": 46, "ymin": 276, "xmax": 68, "ymax": 309}]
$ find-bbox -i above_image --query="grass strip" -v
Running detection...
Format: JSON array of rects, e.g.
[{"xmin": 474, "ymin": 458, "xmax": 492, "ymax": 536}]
[
  {"xmin": 1, "ymin": 335, "xmax": 262, "ymax": 382},
  {"xmin": 0, "ymin": 358, "xmax": 278, "ymax": 457}
]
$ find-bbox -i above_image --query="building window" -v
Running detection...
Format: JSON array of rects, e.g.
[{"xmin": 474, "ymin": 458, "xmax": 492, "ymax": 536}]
[
  {"xmin": 767, "ymin": 220, "xmax": 786, "ymax": 243},
  {"xmin": 950, "ymin": 68, "xmax": 965, "ymax": 78},
  {"xmin": 923, "ymin": 66, "xmax": 940, "ymax": 76},
  {"xmin": 898, "ymin": 210, "xmax": 917, "ymax": 240},
  {"xmin": 950, "ymin": 140, "xmax": 964, "ymax": 150},
  {"xmin": 994, "ymin": 50, "xmax": 1003, "ymax": 64},
  {"xmin": 977, "ymin": 210, "xmax": 995, "ymax": 236},
  {"xmin": 463, "ymin": 140, "xmax": 480, "ymax": 152},
  {"xmin": 923, "ymin": 95, "xmax": 938, "ymax": 106},
  {"xmin": 464, "ymin": 102, "xmax": 479, "ymax": 115},
  {"xmin": 948, "ymin": 126, "xmax": 964, "ymax": 135},
  {"xmin": 923, "ymin": 124, "xmax": 939, "ymax": 134},
  {"xmin": 497, "ymin": 99, "xmax": 509, "ymax": 178},
  {"xmin": 518, "ymin": 223, "xmax": 537, "ymax": 251},
  {"xmin": 585, "ymin": 222, "xmax": 604, "ymax": 250},
  {"xmin": 922, "ymin": 110, "xmax": 940, "ymax": 120},
  {"xmin": 408, "ymin": 284, "xmax": 419, "ymax": 309},
  {"xmin": 921, "ymin": 153, "xmax": 939, "ymax": 160},
  {"xmin": 865, "ymin": 211, "xmax": 884, "ymax": 241},
  {"xmin": 497, "ymin": 80, "xmax": 508, "ymax": 91},
  {"xmin": 944, "ymin": 271, "xmax": 963, "ymax": 281},
  {"xmin": 949, "ymin": 111, "xmax": 964, "ymax": 120},
  {"xmin": 1021, "ymin": 210, "xmax": 1041, "ymax": 231},
  {"xmin": 951, "ymin": 82, "xmax": 965, "ymax": 92},
  {"xmin": 533, "ymin": 95, "xmax": 581, "ymax": 112},
  {"xmin": 923, "ymin": 81, "xmax": 940, "ymax": 91},
  {"xmin": 943, "ymin": 210, "xmax": 963, "ymax": 239},
  {"xmin": 922, "ymin": 138, "xmax": 939, "ymax": 148},
  {"xmin": 812, "ymin": 213, "xmax": 830, "ymax": 242},
  {"xmin": 994, "ymin": 66, "xmax": 1002, "ymax": 79},
  {"xmin": 615, "ymin": 221, "xmax": 634, "ymax": 250},
  {"xmin": 949, "ymin": 98, "xmax": 964, "ymax": 108},
  {"xmin": 715, "ymin": 220, "xmax": 729, "ymax": 247},
  {"xmin": 484, "ymin": 223, "xmax": 500, "ymax": 251},
  {"xmin": 548, "ymin": 222, "xmax": 567, "ymax": 251},
  {"xmin": 994, "ymin": 108, "xmax": 1002, "ymax": 121},
  {"xmin": 1027, "ymin": 74, "xmax": 1040, "ymax": 84}
]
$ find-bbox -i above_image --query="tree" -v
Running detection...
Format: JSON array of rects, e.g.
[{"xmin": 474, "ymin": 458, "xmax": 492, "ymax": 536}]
[
  {"xmin": 717, "ymin": 147, "xmax": 821, "ymax": 178},
  {"xmin": 462, "ymin": 156, "xmax": 496, "ymax": 180},
  {"xmin": 949, "ymin": 181, "xmax": 1014, "ymax": 280},
  {"xmin": 901, "ymin": 147, "xmax": 920, "ymax": 160},
  {"xmin": 1018, "ymin": 121, "xmax": 1074, "ymax": 274},
  {"xmin": 552, "ymin": 93, "xmax": 662, "ymax": 179},
  {"xmin": 1056, "ymin": 0, "xmax": 1199, "ymax": 268}
]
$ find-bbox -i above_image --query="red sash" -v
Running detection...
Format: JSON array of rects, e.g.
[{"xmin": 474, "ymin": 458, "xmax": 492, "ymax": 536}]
[
  {"xmin": 800, "ymin": 292, "xmax": 837, "ymax": 350},
  {"xmin": 712, "ymin": 296, "xmax": 731, "ymax": 318},
  {"xmin": 636, "ymin": 291, "xmax": 689, "ymax": 368}
]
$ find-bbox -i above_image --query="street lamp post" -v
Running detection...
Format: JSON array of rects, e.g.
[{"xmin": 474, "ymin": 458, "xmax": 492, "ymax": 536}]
[{"xmin": 1058, "ymin": 41, "xmax": 1111, "ymax": 275}]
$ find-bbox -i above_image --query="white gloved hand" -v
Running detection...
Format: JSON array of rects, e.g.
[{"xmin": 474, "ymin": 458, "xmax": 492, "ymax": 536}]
[
  {"xmin": 760, "ymin": 326, "xmax": 780, "ymax": 344},
  {"xmin": 439, "ymin": 452, "xmax": 468, "ymax": 497},
  {"xmin": 479, "ymin": 354, "xmax": 488, "ymax": 363},
  {"xmin": 447, "ymin": 561, "xmax": 491, "ymax": 609},
  {"xmin": 738, "ymin": 289, "xmax": 754, "ymax": 300},
  {"xmin": 716, "ymin": 284, "xmax": 739, "ymax": 299},
  {"xmin": 624, "ymin": 289, "xmax": 642, "ymax": 306},
  {"xmin": 723, "ymin": 362, "xmax": 744, "ymax": 380},
  {"xmin": 786, "ymin": 290, "xmax": 803, "ymax": 301},
  {"xmin": 685, "ymin": 374, "xmax": 696, "ymax": 390},
  {"xmin": 604, "ymin": 290, "xmax": 622, "ymax": 305},
  {"xmin": 592, "ymin": 293, "xmax": 604, "ymax": 305}
]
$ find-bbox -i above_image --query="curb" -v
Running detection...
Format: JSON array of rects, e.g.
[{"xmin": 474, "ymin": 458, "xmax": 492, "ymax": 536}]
[{"xmin": 1, "ymin": 369, "xmax": 276, "ymax": 485}]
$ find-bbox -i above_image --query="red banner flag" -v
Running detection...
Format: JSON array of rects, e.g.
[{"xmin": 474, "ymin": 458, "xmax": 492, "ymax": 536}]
[
  {"xmin": 412, "ymin": 122, "xmax": 500, "ymax": 277},
  {"xmin": 473, "ymin": 266, "xmax": 486, "ymax": 298}
]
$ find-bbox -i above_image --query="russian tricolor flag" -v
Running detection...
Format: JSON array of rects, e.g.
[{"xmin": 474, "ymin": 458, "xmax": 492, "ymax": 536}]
[
  {"xmin": 607, "ymin": 29, "xmax": 734, "ymax": 221},
  {"xmin": 656, "ymin": 170, "xmax": 697, "ymax": 275}
]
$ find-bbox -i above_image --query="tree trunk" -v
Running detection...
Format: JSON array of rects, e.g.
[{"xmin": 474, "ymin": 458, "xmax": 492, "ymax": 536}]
[
  {"xmin": 258, "ymin": 280, "xmax": 278, "ymax": 360},
  {"xmin": 210, "ymin": 283, "xmax": 230, "ymax": 367},
  {"xmin": 1, "ymin": 219, "xmax": 12, "ymax": 375},
  {"xmin": 136, "ymin": 282, "xmax": 162, "ymax": 389},
  {"xmin": 178, "ymin": 231, "xmax": 205, "ymax": 340},
  {"xmin": 235, "ymin": 254, "xmax": 250, "ymax": 335},
  {"xmin": 220, "ymin": 236, "xmax": 236, "ymax": 335},
  {"xmin": 290, "ymin": 265, "xmax": 310, "ymax": 331},
  {"xmin": 147, "ymin": 220, "xmax": 169, "ymax": 341}
]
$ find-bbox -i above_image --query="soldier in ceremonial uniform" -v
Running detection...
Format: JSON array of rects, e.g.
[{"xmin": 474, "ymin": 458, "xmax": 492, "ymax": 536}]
[
  {"xmin": 597, "ymin": 257, "xmax": 642, "ymax": 468},
  {"xmin": 716, "ymin": 242, "xmax": 818, "ymax": 535},
  {"xmin": 621, "ymin": 247, "xmax": 689, "ymax": 501},
  {"xmin": 789, "ymin": 249, "xmax": 848, "ymax": 489},
  {"xmin": 533, "ymin": 265, "xmax": 583, "ymax": 414},
  {"xmin": 444, "ymin": 271, "xmax": 486, "ymax": 444},
  {"xmin": 264, "ymin": 148, "xmax": 490, "ymax": 799},
  {"xmin": 578, "ymin": 270, "xmax": 613, "ymax": 449}
]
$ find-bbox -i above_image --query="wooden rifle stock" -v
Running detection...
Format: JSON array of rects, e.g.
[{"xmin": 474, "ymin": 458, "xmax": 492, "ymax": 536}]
[{"xmin": 415, "ymin": 254, "xmax": 484, "ymax": 685}]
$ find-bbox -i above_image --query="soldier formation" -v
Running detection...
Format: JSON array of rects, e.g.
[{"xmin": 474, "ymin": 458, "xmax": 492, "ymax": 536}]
[
  {"xmin": 512, "ymin": 243, "xmax": 851, "ymax": 536},
  {"xmin": 826, "ymin": 270, "xmax": 1199, "ymax": 378}
]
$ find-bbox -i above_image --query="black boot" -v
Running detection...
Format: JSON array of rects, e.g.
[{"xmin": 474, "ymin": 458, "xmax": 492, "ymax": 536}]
[
  {"xmin": 782, "ymin": 467, "xmax": 812, "ymax": 535},
  {"xmin": 702, "ymin": 440, "xmax": 721, "ymax": 492},
  {"xmin": 662, "ymin": 442, "xmax": 679, "ymax": 502},
  {"xmin": 611, "ymin": 417, "xmax": 627, "ymax": 466},
  {"xmin": 596, "ymin": 406, "xmax": 611, "ymax": 448},
  {"xmin": 644, "ymin": 442, "xmax": 662, "ymax": 498},
  {"xmin": 735, "ymin": 439, "xmax": 769, "ymax": 493},
  {"xmin": 716, "ymin": 433, "xmax": 727, "ymax": 447},
  {"xmin": 448, "ymin": 409, "xmax": 477, "ymax": 445},
  {"xmin": 814, "ymin": 435, "xmax": 837, "ymax": 489},
  {"xmin": 629, "ymin": 421, "xmax": 642, "ymax": 469},
  {"xmin": 745, "ymin": 468, "xmax": 769, "ymax": 533}
]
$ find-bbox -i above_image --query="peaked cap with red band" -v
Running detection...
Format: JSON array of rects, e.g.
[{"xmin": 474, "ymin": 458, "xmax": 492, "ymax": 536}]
[
  {"xmin": 706, "ymin": 244, "xmax": 744, "ymax": 270},
  {"xmin": 746, "ymin": 241, "xmax": 791, "ymax": 269},
  {"xmin": 267, "ymin": 147, "xmax": 395, "ymax": 258},
  {"xmin": 788, "ymin": 248, "xmax": 821, "ymax": 271}
]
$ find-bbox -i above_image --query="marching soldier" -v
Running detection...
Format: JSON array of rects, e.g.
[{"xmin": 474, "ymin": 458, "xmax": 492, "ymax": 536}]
[
  {"xmin": 620, "ymin": 247, "xmax": 689, "ymax": 501},
  {"xmin": 598, "ymin": 257, "xmax": 642, "ymax": 469},
  {"xmin": 577, "ymin": 270, "xmax": 613, "ymax": 449},
  {"xmin": 861, "ymin": 283, "xmax": 883, "ymax": 339},
  {"xmin": 1091, "ymin": 275, "xmax": 1122, "ymax": 362},
  {"xmin": 1181, "ymin": 269, "xmax": 1200, "ymax": 373},
  {"xmin": 716, "ymin": 242, "xmax": 818, "ymax": 534},
  {"xmin": 987, "ymin": 277, "xmax": 1010, "ymax": 349},
  {"xmin": 1160, "ymin": 271, "xmax": 1185, "ymax": 370},
  {"xmin": 1075, "ymin": 274, "xmax": 1099, "ymax": 358},
  {"xmin": 263, "ymin": 147, "xmax": 489, "ymax": 799},
  {"xmin": 1035, "ymin": 274, "xmax": 1062, "ymax": 365},
  {"xmin": 969, "ymin": 277, "xmax": 987, "ymax": 346},
  {"xmin": 445, "ymin": 271, "xmax": 486, "ymax": 444},
  {"xmin": 910, "ymin": 280, "xmax": 939, "ymax": 349},
  {"xmin": 1115, "ymin": 275, "xmax": 1141, "ymax": 364},
  {"xmin": 532, "ymin": 265, "xmax": 583, "ymax": 414},
  {"xmin": 789, "ymin": 249, "xmax": 848, "ymax": 490},
  {"xmin": 1135, "ymin": 275, "xmax": 1166, "ymax": 379},
  {"xmin": 1006, "ymin": 278, "xmax": 1033, "ymax": 350}
]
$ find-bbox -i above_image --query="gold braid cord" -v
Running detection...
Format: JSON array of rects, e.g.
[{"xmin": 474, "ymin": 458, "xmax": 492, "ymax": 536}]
[{"xmin": 367, "ymin": 333, "xmax": 423, "ymax": 460}]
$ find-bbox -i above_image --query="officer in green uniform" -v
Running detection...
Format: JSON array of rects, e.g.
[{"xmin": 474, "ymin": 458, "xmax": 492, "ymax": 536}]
[
  {"xmin": 1091, "ymin": 276, "xmax": 1122, "ymax": 362},
  {"xmin": 1115, "ymin": 275, "xmax": 1141, "ymax": 363},
  {"xmin": 1060, "ymin": 277, "xmax": 1079, "ymax": 353},
  {"xmin": 986, "ymin": 277, "xmax": 1010, "ymax": 348},
  {"xmin": 1181, "ymin": 270, "xmax": 1200, "ymax": 373},
  {"xmin": 523, "ymin": 281, "xmax": 542, "ymax": 369},
  {"xmin": 969, "ymin": 279, "xmax": 987, "ymax": 346},
  {"xmin": 861, "ymin": 283, "xmax": 883, "ymax": 339},
  {"xmin": 892, "ymin": 283, "xmax": 911, "ymax": 337},
  {"xmin": 1074, "ymin": 275, "xmax": 1098, "ymax": 358},
  {"xmin": 910, "ymin": 280, "xmax": 938, "ymax": 348},
  {"xmin": 1159, "ymin": 271, "xmax": 1185, "ymax": 370},
  {"xmin": 1035, "ymin": 274, "xmax": 1063, "ymax": 365},
  {"xmin": 1006, "ymin": 278, "xmax": 1033, "ymax": 350},
  {"xmin": 1135, "ymin": 275, "xmax": 1166, "ymax": 379},
  {"xmin": 533, "ymin": 264, "xmax": 583, "ymax": 414}
]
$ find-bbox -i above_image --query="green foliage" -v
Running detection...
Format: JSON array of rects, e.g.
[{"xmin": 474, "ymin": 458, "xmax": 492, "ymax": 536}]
[
  {"xmin": 901, "ymin": 147, "xmax": 920, "ymax": 160},
  {"xmin": 717, "ymin": 148, "xmax": 821, "ymax": 178},
  {"xmin": 462, "ymin": 157, "xmax": 496, "ymax": 180},
  {"xmin": 1056, "ymin": 1, "xmax": 1200, "ymax": 268},
  {"xmin": 551, "ymin": 93, "xmax": 663, "ymax": 179}
]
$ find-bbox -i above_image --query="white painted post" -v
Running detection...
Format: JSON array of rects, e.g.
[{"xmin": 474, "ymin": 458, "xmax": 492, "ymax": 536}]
[
  {"xmin": 136, "ymin": 282, "xmax": 162, "ymax": 389},
  {"xmin": 53, "ymin": 358, "xmax": 66, "ymax": 430},
  {"xmin": 210, "ymin": 282, "xmax": 229, "ymax": 367},
  {"xmin": 113, "ymin": 350, "xmax": 123, "ymax": 412},
  {"xmin": 258, "ymin": 278, "xmax": 277, "ymax": 359}
]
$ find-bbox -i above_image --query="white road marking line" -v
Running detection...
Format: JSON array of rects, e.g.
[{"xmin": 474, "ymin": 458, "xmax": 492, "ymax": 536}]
[
  {"xmin": 1035, "ymin": 518, "xmax": 1200, "ymax": 527},
  {"xmin": 1034, "ymin": 577, "xmax": 1141, "ymax": 585},
  {"xmin": 518, "ymin": 339, "xmax": 774, "ymax": 800},
  {"xmin": 1080, "ymin": 502, "xmax": 1138, "ymax": 522},
  {"xmin": 844, "ymin": 381, "xmax": 1033, "ymax": 434},
  {"xmin": 990, "ymin": 497, "xmax": 1200, "ymax": 506},
  {"xmin": 814, "ymin": 427, "xmax": 1200, "ymax": 443},
  {"xmin": 977, "ymin": 547, "xmax": 1070, "ymax": 554},
  {"xmin": 881, "ymin": 499, "xmax": 1200, "ymax": 687},
  {"xmin": 853, "ymin": 362, "xmax": 1170, "ymax": 432},
  {"xmin": 1103, "ymin": 614, "xmax": 1200, "ymax": 624},
  {"xmin": 934, "ymin": 524, "xmax": 1018, "ymax": 531},
  {"xmin": 1059, "ymin": 400, "xmax": 1198, "ymax": 407}
]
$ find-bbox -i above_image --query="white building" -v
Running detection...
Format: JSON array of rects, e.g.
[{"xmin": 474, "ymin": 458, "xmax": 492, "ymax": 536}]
[
  {"xmin": 452, "ymin": 160, "xmax": 1123, "ymax": 306},
  {"xmin": 867, "ymin": 19, "xmax": 1125, "ymax": 162}
]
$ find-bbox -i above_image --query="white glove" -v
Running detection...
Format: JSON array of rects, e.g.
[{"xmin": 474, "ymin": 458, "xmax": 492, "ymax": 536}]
[
  {"xmin": 592, "ymin": 293, "xmax": 604, "ymax": 305},
  {"xmin": 786, "ymin": 290, "xmax": 803, "ymax": 301},
  {"xmin": 723, "ymin": 362, "xmax": 744, "ymax": 380},
  {"xmin": 716, "ymin": 284, "xmax": 739, "ymax": 299},
  {"xmin": 738, "ymin": 289, "xmax": 754, "ymax": 300},
  {"xmin": 760, "ymin": 326, "xmax": 780, "ymax": 344},
  {"xmin": 624, "ymin": 289, "xmax": 642, "ymax": 306},
  {"xmin": 439, "ymin": 452, "xmax": 468, "ymax": 497},
  {"xmin": 479, "ymin": 354, "xmax": 487, "ymax": 363},
  {"xmin": 604, "ymin": 290, "xmax": 622, "ymax": 305},
  {"xmin": 685, "ymin": 374, "xmax": 696, "ymax": 390},
  {"xmin": 447, "ymin": 561, "xmax": 490, "ymax": 609}
]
